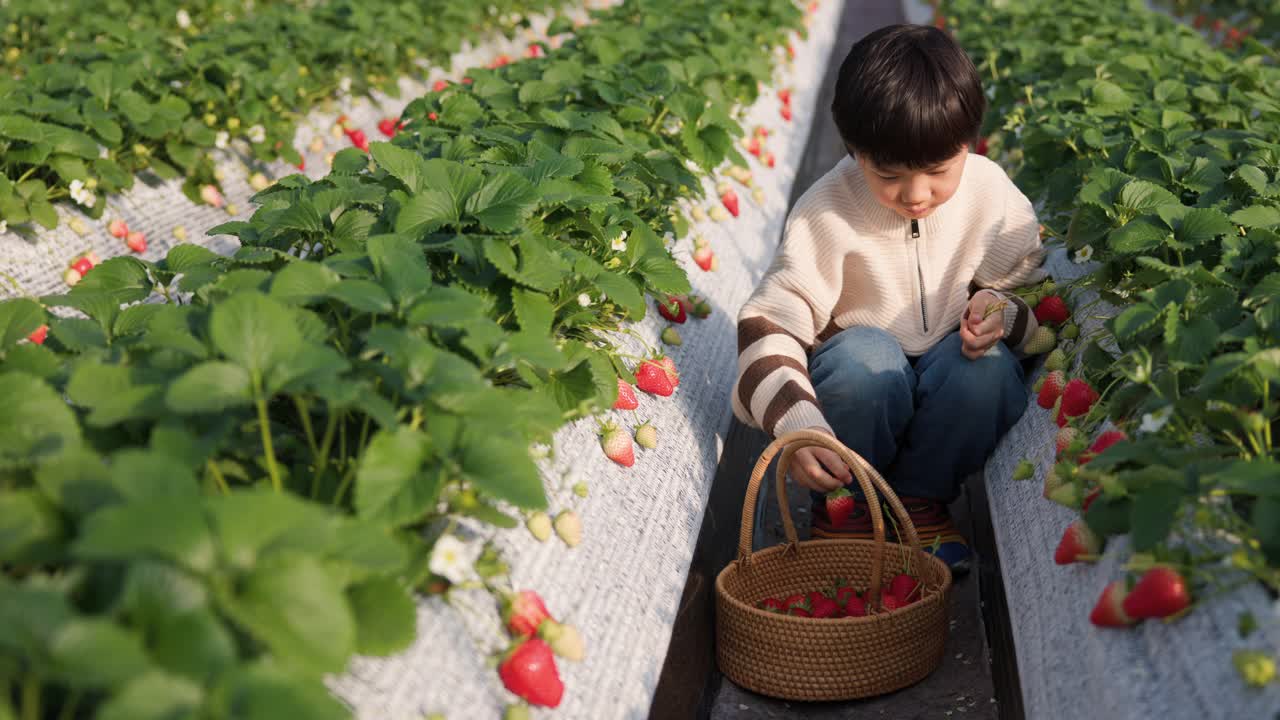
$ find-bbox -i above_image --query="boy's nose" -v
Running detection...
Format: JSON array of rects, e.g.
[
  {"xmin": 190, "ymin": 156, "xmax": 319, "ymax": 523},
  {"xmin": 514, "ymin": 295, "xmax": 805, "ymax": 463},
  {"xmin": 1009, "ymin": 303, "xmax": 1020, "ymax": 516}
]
[{"xmin": 900, "ymin": 177, "xmax": 930, "ymax": 206}]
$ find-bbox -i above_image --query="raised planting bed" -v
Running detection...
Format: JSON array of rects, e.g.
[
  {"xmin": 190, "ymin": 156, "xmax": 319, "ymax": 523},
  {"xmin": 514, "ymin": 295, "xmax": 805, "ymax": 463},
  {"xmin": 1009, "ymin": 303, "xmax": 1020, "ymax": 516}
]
[
  {"xmin": 907, "ymin": 0, "xmax": 1280, "ymax": 717},
  {"xmin": 0, "ymin": 1, "xmax": 846, "ymax": 717}
]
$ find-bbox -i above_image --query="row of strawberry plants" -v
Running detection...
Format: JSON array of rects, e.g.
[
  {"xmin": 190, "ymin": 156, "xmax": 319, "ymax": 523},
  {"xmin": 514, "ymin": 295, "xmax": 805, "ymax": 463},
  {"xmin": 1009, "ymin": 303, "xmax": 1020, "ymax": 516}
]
[
  {"xmin": 1159, "ymin": 0, "xmax": 1280, "ymax": 51},
  {"xmin": 0, "ymin": 0, "xmax": 808, "ymax": 716},
  {"xmin": 0, "ymin": 0, "xmax": 563, "ymax": 232},
  {"xmin": 940, "ymin": 0, "xmax": 1279, "ymax": 682}
]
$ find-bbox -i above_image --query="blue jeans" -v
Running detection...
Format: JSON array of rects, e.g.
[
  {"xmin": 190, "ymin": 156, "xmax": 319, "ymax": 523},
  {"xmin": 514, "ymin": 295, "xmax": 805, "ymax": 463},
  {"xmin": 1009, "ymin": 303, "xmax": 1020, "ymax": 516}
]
[{"xmin": 805, "ymin": 326, "xmax": 1028, "ymax": 504}]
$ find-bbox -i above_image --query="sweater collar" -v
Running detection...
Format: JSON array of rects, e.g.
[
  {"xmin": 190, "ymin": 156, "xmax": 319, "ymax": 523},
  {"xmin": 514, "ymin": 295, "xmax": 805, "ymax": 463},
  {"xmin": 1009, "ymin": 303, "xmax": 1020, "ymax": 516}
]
[{"xmin": 840, "ymin": 154, "xmax": 964, "ymax": 239}]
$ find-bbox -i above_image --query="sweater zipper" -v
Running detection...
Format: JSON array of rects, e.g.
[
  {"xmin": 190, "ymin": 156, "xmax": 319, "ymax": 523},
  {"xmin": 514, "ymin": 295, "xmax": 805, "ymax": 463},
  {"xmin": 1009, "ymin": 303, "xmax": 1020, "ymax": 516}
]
[{"xmin": 911, "ymin": 219, "xmax": 929, "ymax": 332}]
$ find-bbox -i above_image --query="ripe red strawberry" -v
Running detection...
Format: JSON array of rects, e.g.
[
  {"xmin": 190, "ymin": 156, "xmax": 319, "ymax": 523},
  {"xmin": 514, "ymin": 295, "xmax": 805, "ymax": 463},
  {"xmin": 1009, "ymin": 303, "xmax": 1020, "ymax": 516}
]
[
  {"xmin": 783, "ymin": 593, "xmax": 806, "ymax": 609},
  {"xmin": 433, "ymin": 79, "xmax": 449, "ymax": 92},
  {"xmin": 976, "ymin": 137, "xmax": 989, "ymax": 155},
  {"xmin": 613, "ymin": 379, "xmax": 639, "ymax": 410},
  {"xmin": 1055, "ymin": 426, "xmax": 1080, "ymax": 457},
  {"xmin": 71, "ymin": 256, "xmax": 93, "ymax": 277},
  {"xmin": 489, "ymin": 54, "xmax": 512, "ymax": 69},
  {"xmin": 787, "ymin": 42, "xmax": 796, "ymax": 59},
  {"xmin": 656, "ymin": 296, "xmax": 687, "ymax": 323},
  {"xmin": 763, "ymin": 151, "xmax": 776, "ymax": 168},
  {"xmin": 780, "ymin": 105, "xmax": 792, "ymax": 122},
  {"xmin": 1056, "ymin": 378, "xmax": 1099, "ymax": 427},
  {"xmin": 428, "ymin": 112, "xmax": 438, "ymax": 122},
  {"xmin": 1038, "ymin": 370, "xmax": 1066, "ymax": 409},
  {"xmin": 634, "ymin": 360, "xmax": 674, "ymax": 397},
  {"xmin": 27, "ymin": 325, "xmax": 48, "ymax": 345},
  {"xmin": 296, "ymin": 158, "xmax": 306, "ymax": 171},
  {"xmin": 1122, "ymin": 566, "xmax": 1191, "ymax": 619},
  {"xmin": 599, "ymin": 421, "xmax": 634, "ymax": 467},
  {"xmin": 126, "ymin": 231, "xmax": 146, "ymax": 253},
  {"xmin": 834, "ymin": 585, "xmax": 857, "ymax": 606},
  {"xmin": 462, "ymin": 76, "xmax": 474, "ymax": 84},
  {"xmin": 759, "ymin": 597, "xmax": 785, "ymax": 613},
  {"xmin": 1212, "ymin": 18, "xmax": 1224, "ymax": 32},
  {"xmin": 778, "ymin": 89, "xmax": 792, "ymax": 106},
  {"xmin": 787, "ymin": 606, "xmax": 812, "ymax": 617},
  {"xmin": 347, "ymin": 129, "xmax": 369, "ymax": 152},
  {"xmin": 719, "ymin": 187, "xmax": 739, "ymax": 217},
  {"xmin": 656, "ymin": 355, "xmax": 679, "ymax": 387},
  {"xmin": 377, "ymin": 117, "xmax": 398, "ymax": 137},
  {"xmin": 693, "ymin": 245, "xmax": 715, "ymax": 271},
  {"xmin": 505, "ymin": 590, "xmax": 553, "ymax": 637},
  {"xmin": 108, "ymin": 218, "xmax": 128, "ymax": 238},
  {"xmin": 810, "ymin": 594, "xmax": 841, "ymax": 619},
  {"xmin": 1081, "ymin": 430, "xmax": 1127, "ymax": 464},
  {"xmin": 744, "ymin": 136, "xmax": 761, "ymax": 157},
  {"xmin": 844, "ymin": 594, "xmax": 867, "ymax": 617},
  {"xmin": 889, "ymin": 573, "xmax": 921, "ymax": 603},
  {"xmin": 1090, "ymin": 581, "xmax": 1136, "ymax": 628},
  {"xmin": 824, "ymin": 488, "xmax": 855, "ymax": 529},
  {"xmin": 1193, "ymin": 13, "xmax": 1206, "ymax": 28},
  {"xmin": 1054, "ymin": 519, "xmax": 1100, "ymax": 564},
  {"xmin": 499, "ymin": 638, "xmax": 564, "ymax": 708},
  {"xmin": 526, "ymin": 43, "xmax": 543, "ymax": 59},
  {"xmin": 1034, "ymin": 295, "xmax": 1070, "ymax": 325},
  {"xmin": 879, "ymin": 592, "xmax": 904, "ymax": 612}
]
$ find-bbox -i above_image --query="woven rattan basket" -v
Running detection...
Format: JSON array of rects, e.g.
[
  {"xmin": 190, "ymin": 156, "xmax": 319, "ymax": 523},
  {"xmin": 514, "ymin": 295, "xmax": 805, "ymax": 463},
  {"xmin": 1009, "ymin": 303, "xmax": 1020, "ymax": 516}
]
[{"xmin": 715, "ymin": 429, "xmax": 952, "ymax": 701}]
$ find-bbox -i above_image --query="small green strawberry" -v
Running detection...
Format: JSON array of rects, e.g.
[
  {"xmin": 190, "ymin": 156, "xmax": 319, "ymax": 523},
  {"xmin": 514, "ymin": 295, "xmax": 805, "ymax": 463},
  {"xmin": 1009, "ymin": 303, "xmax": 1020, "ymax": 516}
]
[
  {"xmin": 1044, "ymin": 348, "xmax": 1067, "ymax": 372},
  {"xmin": 505, "ymin": 704, "xmax": 532, "ymax": 720},
  {"xmin": 1033, "ymin": 375, "xmax": 1045, "ymax": 393},
  {"xmin": 1023, "ymin": 325, "xmax": 1057, "ymax": 354},
  {"xmin": 1061, "ymin": 323, "xmax": 1080, "ymax": 340},
  {"xmin": 527, "ymin": 512, "xmax": 552, "ymax": 542},
  {"xmin": 1233, "ymin": 650, "xmax": 1276, "ymax": 688},
  {"xmin": 573, "ymin": 482, "xmax": 589, "ymax": 498},
  {"xmin": 1013, "ymin": 459, "xmax": 1035, "ymax": 480},
  {"xmin": 635, "ymin": 421, "xmax": 658, "ymax": 449},
  {"xmin": 661, "ymin": 326, "xmax": 682, "ymax": 346}
]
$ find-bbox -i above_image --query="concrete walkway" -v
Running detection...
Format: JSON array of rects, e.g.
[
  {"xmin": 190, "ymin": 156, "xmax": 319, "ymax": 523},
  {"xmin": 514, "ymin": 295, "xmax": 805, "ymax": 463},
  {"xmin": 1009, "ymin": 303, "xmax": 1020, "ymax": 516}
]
[{"xmin": 650, "ymin": 1, "xmax": 1003, "ymax": 717}]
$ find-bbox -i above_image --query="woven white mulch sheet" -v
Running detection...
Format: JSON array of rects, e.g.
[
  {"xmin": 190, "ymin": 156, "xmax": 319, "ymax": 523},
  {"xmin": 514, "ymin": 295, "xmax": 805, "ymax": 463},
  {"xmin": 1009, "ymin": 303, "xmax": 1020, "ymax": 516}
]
[
  {"xmin": 0, "ymin": 2, "xmax": 610, "ymax": 301},
  {"xmin": 327, "ymin": 2, "xmax": 849, "ymax": 718}
]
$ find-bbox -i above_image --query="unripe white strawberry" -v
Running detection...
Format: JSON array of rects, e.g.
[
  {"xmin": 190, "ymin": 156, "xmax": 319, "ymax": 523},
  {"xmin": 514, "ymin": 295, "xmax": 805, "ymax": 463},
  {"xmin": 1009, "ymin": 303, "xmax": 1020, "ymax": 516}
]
[
  {"xmin": 554, "ymin": 510, "xmax": 581, "ymax": 547},
  {"xmin": 527, "ymin": 512, "xmax": 552, "ymax": 542}
]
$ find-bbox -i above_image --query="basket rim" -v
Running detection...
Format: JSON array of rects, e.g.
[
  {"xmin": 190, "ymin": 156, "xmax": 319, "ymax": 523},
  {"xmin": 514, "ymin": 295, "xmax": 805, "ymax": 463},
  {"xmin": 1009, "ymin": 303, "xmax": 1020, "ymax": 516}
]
[{"xmin": 714, "ymin": 537, "xmax": 953, "ymax": 623}]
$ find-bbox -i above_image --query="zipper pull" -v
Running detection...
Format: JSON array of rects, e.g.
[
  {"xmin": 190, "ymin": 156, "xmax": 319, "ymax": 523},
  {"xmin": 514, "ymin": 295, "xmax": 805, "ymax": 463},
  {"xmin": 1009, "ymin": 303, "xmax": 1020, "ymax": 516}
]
[{"xmin": 910, "ymin": 219, "xmax": 920, "ymax": 238}]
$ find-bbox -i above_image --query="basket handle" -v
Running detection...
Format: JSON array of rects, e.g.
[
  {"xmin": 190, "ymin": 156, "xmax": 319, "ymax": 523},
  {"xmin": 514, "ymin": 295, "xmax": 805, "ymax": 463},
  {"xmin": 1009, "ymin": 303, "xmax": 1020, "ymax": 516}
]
[{"xmin": 735, "ymin": 428, "xmax": 925, "ymax": 610}]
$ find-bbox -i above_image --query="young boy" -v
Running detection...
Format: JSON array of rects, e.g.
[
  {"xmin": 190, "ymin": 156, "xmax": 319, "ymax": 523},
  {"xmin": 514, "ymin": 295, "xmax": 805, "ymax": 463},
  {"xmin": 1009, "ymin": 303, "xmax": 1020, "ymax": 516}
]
[{"xmin": 731, "ymin": 24, "xmax": 1047, "ymax": 575}]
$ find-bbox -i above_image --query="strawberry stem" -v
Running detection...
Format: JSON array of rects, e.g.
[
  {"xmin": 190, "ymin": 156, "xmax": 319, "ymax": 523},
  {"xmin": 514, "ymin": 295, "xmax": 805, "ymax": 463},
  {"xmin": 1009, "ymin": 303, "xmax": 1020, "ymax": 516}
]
[{"xmin": 253, "ymin": 386, "xmax": 283, "ymax": 493}]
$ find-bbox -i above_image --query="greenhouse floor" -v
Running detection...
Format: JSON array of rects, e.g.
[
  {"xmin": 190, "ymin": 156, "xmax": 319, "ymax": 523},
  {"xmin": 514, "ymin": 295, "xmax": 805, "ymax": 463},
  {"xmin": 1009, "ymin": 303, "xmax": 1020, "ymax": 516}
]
[{"xmin": 650, "ymin": 0, "xmax": 1006, "ymax": 718}]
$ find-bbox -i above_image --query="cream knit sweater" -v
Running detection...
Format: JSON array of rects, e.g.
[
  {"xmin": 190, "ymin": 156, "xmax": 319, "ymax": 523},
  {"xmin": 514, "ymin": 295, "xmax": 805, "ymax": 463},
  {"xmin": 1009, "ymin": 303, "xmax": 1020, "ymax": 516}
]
[{"xmin": 732, "ymin": 153, "xmax": 1047, "ymax": 438}]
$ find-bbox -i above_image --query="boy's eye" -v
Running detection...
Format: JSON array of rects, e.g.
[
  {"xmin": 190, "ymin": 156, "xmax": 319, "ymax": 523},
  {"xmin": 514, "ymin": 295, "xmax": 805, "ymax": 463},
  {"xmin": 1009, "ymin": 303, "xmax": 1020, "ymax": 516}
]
[{"xmin": 877, "ymin": 174, "xmax": 898, "ymax": 180}]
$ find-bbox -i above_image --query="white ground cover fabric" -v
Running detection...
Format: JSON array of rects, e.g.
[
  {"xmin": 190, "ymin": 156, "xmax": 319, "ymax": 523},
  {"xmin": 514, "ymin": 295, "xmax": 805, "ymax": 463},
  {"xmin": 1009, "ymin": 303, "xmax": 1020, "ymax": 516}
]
[
  {"xmin": 327, "ymin": 2, "xmax": 849, "ymax": 717},
  {"xmin": 899, "ymin": 2, "xmax": 1280, "ymax": 717}
]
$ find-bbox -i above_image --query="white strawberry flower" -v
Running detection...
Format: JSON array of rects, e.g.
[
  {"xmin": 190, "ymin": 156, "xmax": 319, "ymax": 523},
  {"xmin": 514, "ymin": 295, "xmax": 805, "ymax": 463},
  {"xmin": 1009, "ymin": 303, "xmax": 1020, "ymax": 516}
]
[
  {"xmin": 339, "ymin": 76, "xmax": 352, "ymax": 93},
  {"xmin": 98, "ymin": 146, "xmax": 109, "ymax": 159},
  {"xmin": 1073, "ymin": 244, "xmax": 1094, "ymax": 264},
  {"xmin": 247, "ymin": 124, "xmax": 266, "ymax": 143},
  {"xmin": 577, "ymin": 292, "xmax": 592, "ymax": 307},
  {"xmin": 1139, "ymin": 406, "xmax": 1173, "ymax": 435},
  {"xmin": 429, "ymin": 534, "xmax": 479, "ymax": 584},
  {"xmin": 611, "ymin": 231, "xmax": 628, "ymax": 253},
  {"xmin": 69, "ymin": 179, "xmax": 84, "ymax": 196},
  {"xmin": 176, "ymin": 9, "xmax": 191, "ymax": 28},
  {"xmin": 0, "ymin": 220, "xmax": 7, "ymax": 234},
  {"xmin": 215, "ymin": 131, "xmax": 229, "ymax": 149},
  {"xmin": 663, "ymin": 231, "xmax": 675, "ymax": 248}
]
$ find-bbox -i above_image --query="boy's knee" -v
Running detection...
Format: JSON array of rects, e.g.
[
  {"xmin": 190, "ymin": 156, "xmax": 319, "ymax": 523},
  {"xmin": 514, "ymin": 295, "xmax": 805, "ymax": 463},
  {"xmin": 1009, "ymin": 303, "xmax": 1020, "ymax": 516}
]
[
  {"xmin": 928, "ymin": 341, "xmax": 1026, "ymax": 410},
  {"xmin": 810, "ymin": 327, "xmax": 913, "ymax": 411},
  {"xmin": 812, "ymin": 326, "xmax": 910, "ymax": 378}
]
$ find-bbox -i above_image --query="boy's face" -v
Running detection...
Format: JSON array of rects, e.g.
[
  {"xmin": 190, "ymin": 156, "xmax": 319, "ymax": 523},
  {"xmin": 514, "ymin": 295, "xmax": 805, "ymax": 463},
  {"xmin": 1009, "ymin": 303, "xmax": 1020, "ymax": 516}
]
[{"xmin": 854, "ymin": 146, "xmax": 969, "ymax": 220}]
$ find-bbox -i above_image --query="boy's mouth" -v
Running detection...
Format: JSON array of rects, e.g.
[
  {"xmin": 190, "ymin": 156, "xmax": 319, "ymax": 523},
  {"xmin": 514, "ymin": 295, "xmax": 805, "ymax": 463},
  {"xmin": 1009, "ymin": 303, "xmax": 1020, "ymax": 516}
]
[{"xmin": 902, "ymin": 205, "xmax": 930, "ymax": 217}]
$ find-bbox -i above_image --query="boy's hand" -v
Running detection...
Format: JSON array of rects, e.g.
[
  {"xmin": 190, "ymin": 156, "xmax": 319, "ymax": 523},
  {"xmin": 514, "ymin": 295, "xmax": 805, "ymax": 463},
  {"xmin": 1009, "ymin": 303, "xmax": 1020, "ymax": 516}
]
[
  {"xmin": 789, "ymin": 427, "xmax": 853, "ymax": 492},
  {"xmin": 961, "ymin": 293, "xmax": 1005, "ymax": 360}
]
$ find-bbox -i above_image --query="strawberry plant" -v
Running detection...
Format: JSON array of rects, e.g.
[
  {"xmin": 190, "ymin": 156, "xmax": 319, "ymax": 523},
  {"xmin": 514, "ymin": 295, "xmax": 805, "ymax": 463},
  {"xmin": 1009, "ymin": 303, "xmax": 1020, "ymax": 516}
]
[{"xmin": 0, "ymin": 0, "xmax": 808, "ymax": 715}]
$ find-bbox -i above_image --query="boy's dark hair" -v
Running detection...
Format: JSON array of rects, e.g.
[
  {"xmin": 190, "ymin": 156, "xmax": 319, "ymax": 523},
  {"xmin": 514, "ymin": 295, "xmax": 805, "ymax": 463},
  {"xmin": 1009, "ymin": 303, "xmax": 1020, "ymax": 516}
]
[{"xmin": 831, "ymin": 24, "xmax": 985, "ymax": 170}]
